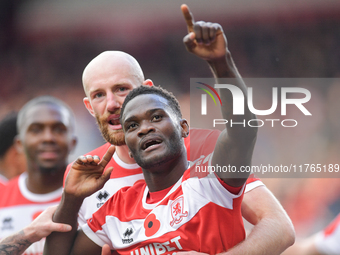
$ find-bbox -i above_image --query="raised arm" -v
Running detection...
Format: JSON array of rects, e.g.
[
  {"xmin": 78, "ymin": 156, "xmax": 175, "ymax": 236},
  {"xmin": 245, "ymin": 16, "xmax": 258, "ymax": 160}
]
[
  {"xmin": 43, "ymin": 146, "xmax": 115, "ymax": 255},
  {"xmin": 181, "ymin": 5, "xmax": 295, "ymax": 255},
  {"xmin": 0, "ymin": 206, "xmax": 71, "ymax": 255},
  {"xmin": 181, "ymin": 4, "xmax": 256, "ymax": 187}
]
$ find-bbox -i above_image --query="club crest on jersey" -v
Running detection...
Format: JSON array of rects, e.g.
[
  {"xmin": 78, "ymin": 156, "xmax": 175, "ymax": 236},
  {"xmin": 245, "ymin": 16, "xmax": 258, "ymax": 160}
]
[{"xmin": 170, "ymin": 196, "xmax": 188, "ymax": 227}]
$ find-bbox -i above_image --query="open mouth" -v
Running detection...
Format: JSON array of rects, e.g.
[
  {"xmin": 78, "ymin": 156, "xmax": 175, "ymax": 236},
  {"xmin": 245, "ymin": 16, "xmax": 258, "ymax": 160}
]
[
  {"xmin": 108, "ymin": 115, "xmax": 120, "ymax": 125},
  {"xmin": 107, "ymin": 115, "xmax": 122, "ymax": 130},
  {"xmin": 142, "ymin": 138, "xmax": 163, "ymax": 150},
  {"xmin": 39, "ymin": 149, "xmax": 59, "ymax": 160},
  {"xmin": 108, "ymin": 118, "xmax": 120, "ymax": 126}
]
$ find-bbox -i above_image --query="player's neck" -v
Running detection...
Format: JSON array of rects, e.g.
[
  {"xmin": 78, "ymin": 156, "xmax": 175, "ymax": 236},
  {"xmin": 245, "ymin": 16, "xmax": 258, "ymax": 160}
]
[
  {"xmin": 116, "ymin": 145, "xmax": 136, "ymax": 164},
  {"xmin": 26, "ymin": 170, "xmax": 63, "ymax": 194},
  {"xmin": 142, "ymin": 150, "xmax": 188, "ymax": 192},
  {"xmin": 25, "ymin": 162, "xmax": 65, "ymax": 194}
]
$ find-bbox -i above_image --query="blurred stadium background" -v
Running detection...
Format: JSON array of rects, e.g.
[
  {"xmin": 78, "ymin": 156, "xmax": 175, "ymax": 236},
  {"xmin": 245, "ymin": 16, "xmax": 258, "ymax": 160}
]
[{"xmin": 1, "ymin": 0, "xmax": 340, "ymax": 239}]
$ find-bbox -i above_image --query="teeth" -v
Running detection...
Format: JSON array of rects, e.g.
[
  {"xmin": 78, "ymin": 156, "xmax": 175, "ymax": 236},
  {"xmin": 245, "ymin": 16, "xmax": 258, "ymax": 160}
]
[
  {"xmin": 144, "ymin": 139, "xmax": 161, "ymax": 149},
  {"xmin": 109, "ymin": 119, "xmax": 119, "ymax": 125}
]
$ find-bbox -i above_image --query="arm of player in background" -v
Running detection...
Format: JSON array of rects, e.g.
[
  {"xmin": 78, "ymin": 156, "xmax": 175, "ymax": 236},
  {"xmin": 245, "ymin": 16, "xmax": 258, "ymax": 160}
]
[
  {"xmin": 0, "ymin": 206, "xmax": 71, "ymax": 255},
  {"xmin": 282, "ymin": 213, "xmax": 340, "ymax": 255},
  {"xmin": 227, "ymin": 186, "xmax": 295, "ymax": 255},
  {"xmin": 181, "ymin": 4, "xmax": 255, "ymax": 187},
  {"xmin": 43, "ymin": 146, "xmax": 115, "ymax": 255},
  {"xmin": 281, "ymin": 236, "xmax": 320, "ymax": 255}
]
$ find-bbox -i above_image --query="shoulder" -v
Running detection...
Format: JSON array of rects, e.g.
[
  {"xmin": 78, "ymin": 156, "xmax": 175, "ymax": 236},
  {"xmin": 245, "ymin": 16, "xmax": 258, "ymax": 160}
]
[
  {"xmin": 3, "ymin": 175, "xmax": 20, "ymax": 190},
  {"xmin": 0, "ymin": 175, "xmax": 22, "ymax": 206},
  {"xmin": 188, "ymin": 128, "xmax": 221, "ymax": 141},
  {"xmin": 186, "ymin": 128, "xmax": 221, "ymax": 160},
  {"xmin": 84, "ymin": 143, "xmax": 112, "ymax": 157},
  {"xmin": 315, "ymin": 213, "xmax": 340, "ymax": 253}
]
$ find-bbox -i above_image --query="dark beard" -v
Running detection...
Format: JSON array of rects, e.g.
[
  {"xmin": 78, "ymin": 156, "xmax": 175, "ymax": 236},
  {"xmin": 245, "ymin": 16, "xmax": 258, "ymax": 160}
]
[
  {"xmin": 38, "ymin": 165, "xmax": 62, "ymax": 174},
  {"xmin": 95, "ymin": 114, "xmax": 126, "ymax": 146}
]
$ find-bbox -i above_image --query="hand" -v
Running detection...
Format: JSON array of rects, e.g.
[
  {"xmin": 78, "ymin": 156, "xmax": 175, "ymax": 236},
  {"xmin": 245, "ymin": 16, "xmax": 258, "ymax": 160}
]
[
  {"xmin": 101, "ymin": 244, "xmax": 112, "ymax": 255},
  {"xmin": 24, "ymin": 206, "xmax": 72, "ymax": 243},
  {"xmin": 64, "ymin": 145, "xmax": 115, "ymax": 199},
  {"xmin": 181, "ymin": 4, "xmax": 227, "ymax": 61}
]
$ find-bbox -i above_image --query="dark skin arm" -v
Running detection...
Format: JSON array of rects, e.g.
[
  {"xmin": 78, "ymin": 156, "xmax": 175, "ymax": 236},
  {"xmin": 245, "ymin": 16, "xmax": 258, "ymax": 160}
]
[
  {"xmin": 43, "ymin": 146, "xmax": 115, "ymax": 255},
  {"xmin": 180, "ymin": 5, "xmax": 294, "ymax": 255},
  {"xmin": 181, "ymin": 4, "xmax": 257, "ymax": 187}
]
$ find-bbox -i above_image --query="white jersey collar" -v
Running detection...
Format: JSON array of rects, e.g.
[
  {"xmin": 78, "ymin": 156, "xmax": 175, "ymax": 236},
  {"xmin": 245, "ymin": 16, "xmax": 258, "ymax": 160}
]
[{"xmin": 113, "ymin": 151, "xmax": 140, "ymax": 169}]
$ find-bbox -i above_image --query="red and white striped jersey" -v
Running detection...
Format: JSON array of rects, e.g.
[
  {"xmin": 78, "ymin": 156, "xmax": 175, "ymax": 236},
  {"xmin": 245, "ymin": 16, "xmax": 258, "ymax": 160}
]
[
  {"xmin": 315, "ymin": 213, "xmax": 340, "ymax": 254},
  {"xmin": 0, "ymin": 172, "xmax": 62, "ymax": 255},
  {"xmin": 64, "ymin": 128, "xmax": 263, "ymax": 226},
  {"xmin": 83, "ymin": 169, "xmax": 246, "ymax": 254}
]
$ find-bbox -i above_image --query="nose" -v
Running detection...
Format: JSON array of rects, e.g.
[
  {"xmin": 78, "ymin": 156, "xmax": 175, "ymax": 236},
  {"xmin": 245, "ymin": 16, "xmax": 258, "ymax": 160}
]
[
  {"xmin": 137, "ymin": 121, "xmax": 155, "ymax": 137},
  {"xmin": 41, "ymin": 128, "xmax": 55, "ymax": 142},
  {"xmin": 106, "ymin": 92, "xmax": 122, "ymax": 112}
]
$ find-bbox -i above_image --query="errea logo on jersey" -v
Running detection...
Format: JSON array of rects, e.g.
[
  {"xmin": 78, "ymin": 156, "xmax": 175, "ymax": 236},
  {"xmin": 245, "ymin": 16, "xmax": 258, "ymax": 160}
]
[
  {"xmin": 96, "ymin": 190, "xmax": 110, "ymax": 208},
  {"xmin": 122, "ymin": 227, "xmax": 134, "ymax": 244},
  {"xmin": 1, "ymin": 217, "xmax": 13, "ymax": 230}
]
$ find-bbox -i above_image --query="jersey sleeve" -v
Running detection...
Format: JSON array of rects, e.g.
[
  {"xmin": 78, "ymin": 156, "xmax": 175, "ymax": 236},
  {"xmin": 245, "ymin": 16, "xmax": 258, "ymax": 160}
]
[
  {"xmin": 314, "ymin": 213, "xmax": 340, "ymax": 254},
  {"xmin": 245, "ymin": 173, "xmax": 264, "ymax": 193},
  {"xmin": 184, "ymin": 169, "xmax": 245, "ymax": 209},
  {"xmin": 81, "ymin": 198, "xmax": 115, "ymax": 249}
]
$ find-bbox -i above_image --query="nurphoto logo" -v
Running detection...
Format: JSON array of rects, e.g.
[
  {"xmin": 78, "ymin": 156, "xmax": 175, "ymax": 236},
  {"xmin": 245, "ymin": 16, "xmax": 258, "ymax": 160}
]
[
  {"xmin": 197, "ymin": 82, "xmax": 312, "ymax": 128},
  {"xmin": 196, "ymin": 82, "xmax": 222, "ymax": 115}
]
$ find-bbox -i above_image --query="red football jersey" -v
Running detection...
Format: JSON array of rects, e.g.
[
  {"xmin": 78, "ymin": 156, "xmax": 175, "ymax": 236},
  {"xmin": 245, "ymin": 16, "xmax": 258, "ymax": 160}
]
[
  {"xmin": 315, "ymin": 213, "xmax": 340, "ymax": 254},
  {"xmin": 0, "ymin": 173, "xmax": 62, "ymax": 255},
  {"xmin": 83, "ymin": 169, "xmax": 246, "ymax": 254},
  {"xmin": 63, "ymin": 128, "xmax": 262, "ymax": 226}
]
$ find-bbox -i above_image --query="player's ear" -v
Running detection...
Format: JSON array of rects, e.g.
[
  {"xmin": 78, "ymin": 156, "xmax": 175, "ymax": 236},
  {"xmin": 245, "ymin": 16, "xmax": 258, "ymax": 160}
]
[
  {"xmin": 180, "ymin": 119, "xmax": 189, "ymax": 138},
  {"xmin": 68, "ymin": 136, "xmax": 78, "ymax": 154},
  {"xmin": 83, "ymin": 97, "xmax": 95, "ymax": 117},
  {"xmin": 14, "ymin": 135, "xmax": 24, "ymax": 154},
  {"xmin": 143, "ymin": 79, "xmax": 154, "ymax": 87},
  {"xmin": 128, "ymin": 150, "xmax": 134, "ymax": 159}
]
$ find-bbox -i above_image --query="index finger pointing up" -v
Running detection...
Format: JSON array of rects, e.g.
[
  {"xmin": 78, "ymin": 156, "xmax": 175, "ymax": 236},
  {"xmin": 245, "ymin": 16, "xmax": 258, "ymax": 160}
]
[
  {"xmin": 181, "ymin": 4, "xmax": 195, "ymax": 32},
  {"xmin": 99, "ymin": 145, "xmax": 115, "ymax": 169}
]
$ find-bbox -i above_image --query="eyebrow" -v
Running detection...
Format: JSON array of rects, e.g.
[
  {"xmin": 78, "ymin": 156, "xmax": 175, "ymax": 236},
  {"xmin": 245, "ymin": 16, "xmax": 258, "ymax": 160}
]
[{"xmin": 123, "ymin": 108, "xmax": 165, "ymax": 124}]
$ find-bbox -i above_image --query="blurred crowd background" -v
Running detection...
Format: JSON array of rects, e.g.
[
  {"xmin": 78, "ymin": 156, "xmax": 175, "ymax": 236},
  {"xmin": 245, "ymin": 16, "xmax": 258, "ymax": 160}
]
[{"xmin": 0, "ymin": 0, "xmax": 340, "ymax": 239}]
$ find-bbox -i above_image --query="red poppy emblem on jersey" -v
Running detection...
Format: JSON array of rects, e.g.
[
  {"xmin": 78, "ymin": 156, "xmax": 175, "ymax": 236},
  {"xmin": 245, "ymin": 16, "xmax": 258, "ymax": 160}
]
[
  {"xmin": 170, "ymin": 196, "xmax": 188, "ymax": 227},
  {"xmin": 144, "ymin": 213, "xmax": 161, "ymax": 237}
]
